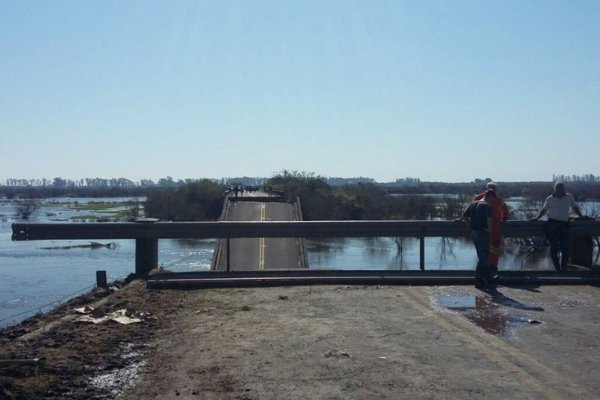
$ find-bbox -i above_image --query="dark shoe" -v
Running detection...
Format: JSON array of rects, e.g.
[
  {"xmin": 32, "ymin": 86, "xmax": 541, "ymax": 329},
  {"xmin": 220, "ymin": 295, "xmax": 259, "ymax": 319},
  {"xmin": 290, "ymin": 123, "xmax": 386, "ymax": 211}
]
[
  {"xmin": 476, "ymin": 280, "xmax": 494, "ymax": 291},
  {"xmin": 477, "ymin": 284, "xmax": 495, "ymax": 293}
]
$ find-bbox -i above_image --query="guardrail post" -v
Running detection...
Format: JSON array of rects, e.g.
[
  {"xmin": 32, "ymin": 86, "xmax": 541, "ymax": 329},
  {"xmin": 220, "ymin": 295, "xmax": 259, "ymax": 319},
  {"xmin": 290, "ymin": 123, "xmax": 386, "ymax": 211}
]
[
  {"xmin": 135, "ymin": 218, "xmax": 159, "ymax": 275},
  {"xmin": 226, "ymin": 238, "xmax": 231, "ymax": 272},
  {"xmin": 570, "ymin": 234, "xmax": 594, "ymax": 267},
  {"xmin": 136, "ymin": 238, "xmax": 158, "ymax": 275},
  {"xmin": 419, "ymin": 236, "xmax": 425, "ymax": 271}
]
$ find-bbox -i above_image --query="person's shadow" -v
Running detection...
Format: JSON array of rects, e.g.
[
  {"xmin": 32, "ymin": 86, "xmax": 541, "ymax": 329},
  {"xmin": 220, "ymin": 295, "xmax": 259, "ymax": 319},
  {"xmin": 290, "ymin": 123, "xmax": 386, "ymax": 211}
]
[
  {"xmin": 502, "ymin": 282, "xmax": 542, "ymax": 293},
  {"xmin": 485, "ymin": 288, "xmax": 545, "ymax": 312}
]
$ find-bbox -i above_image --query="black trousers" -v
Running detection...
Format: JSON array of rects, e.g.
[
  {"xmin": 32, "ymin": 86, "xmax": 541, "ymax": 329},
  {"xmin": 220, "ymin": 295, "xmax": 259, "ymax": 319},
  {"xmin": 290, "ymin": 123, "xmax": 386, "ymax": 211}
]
[
  {"xmin": 471, "ymin": 230, "xmax": 493, "ymax": 288},
  {"xmin": 546, "ymin": 219, "xmax": 570, "ymax": 271}
]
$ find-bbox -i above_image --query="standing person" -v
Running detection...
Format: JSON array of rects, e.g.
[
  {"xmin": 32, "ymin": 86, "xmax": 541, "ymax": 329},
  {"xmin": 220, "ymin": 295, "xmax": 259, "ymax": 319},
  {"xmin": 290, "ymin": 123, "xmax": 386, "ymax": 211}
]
[
  {"xmin": 530, "ymin": 182, "xmax": 583, "ymax": 271},
  {"xmin": 473, "ymin": 182, "xmax": 510, "ymax": 274},
  {"xmin": 461, "ymin": 189, "xmax": 497, "ymax": 290}
]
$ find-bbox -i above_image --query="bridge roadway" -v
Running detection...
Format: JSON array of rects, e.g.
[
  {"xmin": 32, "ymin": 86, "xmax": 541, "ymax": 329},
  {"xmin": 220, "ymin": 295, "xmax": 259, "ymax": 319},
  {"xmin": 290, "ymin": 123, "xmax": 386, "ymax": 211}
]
[{"xmin": 214, "ymin": 195, "xmax": 305, "ymax": 271}]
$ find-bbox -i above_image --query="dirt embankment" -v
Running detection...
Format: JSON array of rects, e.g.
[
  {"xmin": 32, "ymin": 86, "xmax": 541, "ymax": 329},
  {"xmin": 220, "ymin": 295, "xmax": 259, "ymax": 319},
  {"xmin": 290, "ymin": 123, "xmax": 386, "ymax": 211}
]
[{"xmin": 0, "ymin": 279, "xmax": 168, "ymax": 400}]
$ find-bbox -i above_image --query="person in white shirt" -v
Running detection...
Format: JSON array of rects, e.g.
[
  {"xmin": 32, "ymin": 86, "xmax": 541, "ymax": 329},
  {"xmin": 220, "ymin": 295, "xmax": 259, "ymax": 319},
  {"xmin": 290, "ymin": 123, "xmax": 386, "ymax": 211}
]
[{"xmin": 531, "ymin": 182, "xmax": 582, "ymax": 271}]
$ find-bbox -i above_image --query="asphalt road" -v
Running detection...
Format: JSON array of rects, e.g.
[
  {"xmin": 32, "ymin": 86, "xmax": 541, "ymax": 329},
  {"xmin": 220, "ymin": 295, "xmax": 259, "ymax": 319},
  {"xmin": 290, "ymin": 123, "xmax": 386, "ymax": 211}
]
[{"xmin": 216, "ymin": 200, "xmax": 303, "ymax": 270}]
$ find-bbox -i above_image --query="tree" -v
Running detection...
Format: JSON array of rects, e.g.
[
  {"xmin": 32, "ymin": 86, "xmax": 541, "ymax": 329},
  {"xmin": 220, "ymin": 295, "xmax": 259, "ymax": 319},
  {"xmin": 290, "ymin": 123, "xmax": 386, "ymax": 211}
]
[
  {"xmin": 145, "ymin": 180, "xmax": 226, "ymax": 221},
  {"xmin": 15, "ymin": 199, "xmax": 38, "ymax": 219}
]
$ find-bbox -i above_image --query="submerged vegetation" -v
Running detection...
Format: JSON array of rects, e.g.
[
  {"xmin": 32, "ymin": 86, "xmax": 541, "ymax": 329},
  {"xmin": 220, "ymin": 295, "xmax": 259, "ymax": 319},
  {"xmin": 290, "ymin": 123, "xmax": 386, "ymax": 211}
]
[
  {"xmin": 265, "ymin": 170, "xmax": 469, "ymax": 221},
  {"xmin": 14, "ymin": 199, "xmax": 38, "ymax": 219},
  {"xmin": 144, "ymin": 180, "xmax": 225, "ymax": 221}
]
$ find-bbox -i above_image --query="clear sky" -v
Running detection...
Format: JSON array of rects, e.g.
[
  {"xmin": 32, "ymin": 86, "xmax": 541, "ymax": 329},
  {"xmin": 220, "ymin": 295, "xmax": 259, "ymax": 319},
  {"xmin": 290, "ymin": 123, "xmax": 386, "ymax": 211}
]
[{"xmin": 1, "ymin": 1, "xmax": 599, "ymax": 183}]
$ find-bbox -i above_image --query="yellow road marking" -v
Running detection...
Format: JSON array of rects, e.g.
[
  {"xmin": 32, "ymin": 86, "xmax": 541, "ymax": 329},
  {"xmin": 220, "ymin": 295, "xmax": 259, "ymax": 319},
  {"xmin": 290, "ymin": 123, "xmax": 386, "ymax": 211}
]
[{"xmin": 400, "ymin": 288, "xmax": 593, "ymax": 400}]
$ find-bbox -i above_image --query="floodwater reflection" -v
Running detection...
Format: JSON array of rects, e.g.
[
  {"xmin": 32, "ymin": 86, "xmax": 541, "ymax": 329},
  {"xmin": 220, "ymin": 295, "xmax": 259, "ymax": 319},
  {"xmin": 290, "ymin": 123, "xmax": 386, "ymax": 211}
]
[
  {"xmin": 436, "ymin": 292, "xmax": 543, "ymax": 338},
  {"xmin": 307, "ymin": 237, "xmax": 551, "ymax": 271}
]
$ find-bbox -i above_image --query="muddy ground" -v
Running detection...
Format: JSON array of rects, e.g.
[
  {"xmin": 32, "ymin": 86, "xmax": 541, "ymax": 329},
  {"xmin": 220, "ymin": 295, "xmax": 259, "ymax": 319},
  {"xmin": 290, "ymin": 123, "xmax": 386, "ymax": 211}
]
[
  {"xmin": 1, "ymin": 279, "xmax": 599, "ymax": 399},
  {"xmin": 0, "ymin": 278, "xmax": 160, "ymax": 400}
]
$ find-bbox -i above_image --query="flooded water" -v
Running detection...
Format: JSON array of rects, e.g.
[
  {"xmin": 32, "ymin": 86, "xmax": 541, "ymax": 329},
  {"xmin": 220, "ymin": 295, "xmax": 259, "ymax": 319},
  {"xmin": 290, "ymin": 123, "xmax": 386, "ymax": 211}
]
[
  {"xmin": 306, "ymin": 236, "xmax": 550, "ymax": 271},
  {"xmin": 0, "ymin": 198, "xmax": 215, "ymax": 327},
  {"xmin": 436, "ymin": 292, "xmax": 543, "ymax": 338}
]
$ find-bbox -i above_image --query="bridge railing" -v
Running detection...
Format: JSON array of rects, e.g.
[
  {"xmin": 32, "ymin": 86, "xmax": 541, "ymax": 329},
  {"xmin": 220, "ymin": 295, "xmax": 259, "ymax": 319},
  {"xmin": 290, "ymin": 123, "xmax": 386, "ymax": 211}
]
[{"xmin": 12, "ymin": 219, "xmax": 600, "ymax": 274}]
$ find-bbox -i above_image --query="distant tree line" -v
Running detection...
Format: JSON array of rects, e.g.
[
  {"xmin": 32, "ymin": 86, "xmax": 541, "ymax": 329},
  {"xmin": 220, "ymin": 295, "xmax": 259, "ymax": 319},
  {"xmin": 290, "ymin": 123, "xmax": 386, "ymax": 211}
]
[
  {"xmin": 394, "ymin": 177, "xmax": 422, "ymax": 184},
  {"xmin": 217, "ymin": 177, "xmax": 268, "ymax": 186},
  {"xmin": 1, "ymin": 177, "xmax": 217, "ymax": 199},
  {"xmin": 3, "ymin": 175, "xmax": 382, "ymax": 189},
  {"xmin": 551, "ymin": 174, "xmax": 600, "ymax": 183},
  {"xmin": 384, "ymin": 181, "xmax": 600, "ymax": 202},
  {"xmin": 325, "ymin": 177, "xmax": 376, "ymax": 186},
  {"xmin": 215, "ymin": 175, "xmax": 378, "ymax": 187},
  {"xmin": 3, "ymin": 176, "xmax": 211, "ymax": 188}
]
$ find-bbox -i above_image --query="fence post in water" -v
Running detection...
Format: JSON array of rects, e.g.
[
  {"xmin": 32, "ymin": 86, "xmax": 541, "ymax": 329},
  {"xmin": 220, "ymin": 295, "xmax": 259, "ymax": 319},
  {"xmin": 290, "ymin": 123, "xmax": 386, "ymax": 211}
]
[
  {"xmin": 96, "ymin": 270, "xmax": 108, "ymax": 288},
  {"xmin": 134, "ymin": 218, "xmax": 159, "ymax": 275}
]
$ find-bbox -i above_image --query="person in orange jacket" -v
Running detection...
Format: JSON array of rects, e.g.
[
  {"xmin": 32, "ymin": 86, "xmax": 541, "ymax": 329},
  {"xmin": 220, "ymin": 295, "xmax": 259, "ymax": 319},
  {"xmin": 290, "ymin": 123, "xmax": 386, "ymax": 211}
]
[{"xmin": 473, "ymin": 182, "xmax": 509, "ymax": 274}]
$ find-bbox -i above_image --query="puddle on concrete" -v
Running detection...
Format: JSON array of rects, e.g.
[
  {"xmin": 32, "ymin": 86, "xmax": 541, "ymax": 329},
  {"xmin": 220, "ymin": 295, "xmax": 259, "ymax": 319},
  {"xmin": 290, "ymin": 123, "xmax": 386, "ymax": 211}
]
[
  {"xmin": 437, "ymin": 294, "xmax": 477, "ymax": 309},
  {"xmin": 436, "ymin": 293, "xmax": 542, "ymax": 338}
]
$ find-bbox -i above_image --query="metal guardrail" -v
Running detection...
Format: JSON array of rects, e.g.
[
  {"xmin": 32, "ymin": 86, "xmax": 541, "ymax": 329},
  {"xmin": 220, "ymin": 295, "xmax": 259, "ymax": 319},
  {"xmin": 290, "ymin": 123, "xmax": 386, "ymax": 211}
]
[
  {"xmin": 12, "ymin": 219, "xmax": 600, "ymax": 274},
  {"xmin": 12, "ymin": 220, "xmax": 600, "ymax": 240},
  {"xmin": 146, "ymin": 270, "xmax": 600, "ymax": 289}
]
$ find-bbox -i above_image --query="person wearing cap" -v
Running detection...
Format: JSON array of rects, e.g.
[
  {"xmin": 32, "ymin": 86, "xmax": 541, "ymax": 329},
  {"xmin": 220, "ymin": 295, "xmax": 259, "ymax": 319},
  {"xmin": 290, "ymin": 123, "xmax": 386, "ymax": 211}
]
[
  {"xmin": 531, "ymin": 182, "xmax": 582, "ymax": 271},
  {"xmin": 473, "ymin": 182, "xmax": 509, "ymax": 274},
  {"xmin": 461, "ymin": 189, "xmax": 497, "ymax": 290}
]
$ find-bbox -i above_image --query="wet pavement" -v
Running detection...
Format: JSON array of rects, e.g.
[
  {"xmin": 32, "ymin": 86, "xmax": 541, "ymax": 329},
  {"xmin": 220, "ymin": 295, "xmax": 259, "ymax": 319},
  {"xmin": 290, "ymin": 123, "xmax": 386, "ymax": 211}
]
[{"xmin": 436, "ymin": 292, "xmax": 544, "ymax": 338}]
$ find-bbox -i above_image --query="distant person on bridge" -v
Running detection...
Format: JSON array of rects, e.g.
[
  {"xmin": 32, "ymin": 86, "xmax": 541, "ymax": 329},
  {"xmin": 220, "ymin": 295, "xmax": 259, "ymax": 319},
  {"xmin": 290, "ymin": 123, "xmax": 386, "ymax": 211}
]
[
  {"xmin": 461, "ymin": 189, "xmax": 497, "ymax": 291},
  {"xmin": 530, "ymin": 182, "xmax": 583, "ymax": 271},
  {"xmin": 473, "ymin": 182, "xmax": 509, "ymax": 275}
]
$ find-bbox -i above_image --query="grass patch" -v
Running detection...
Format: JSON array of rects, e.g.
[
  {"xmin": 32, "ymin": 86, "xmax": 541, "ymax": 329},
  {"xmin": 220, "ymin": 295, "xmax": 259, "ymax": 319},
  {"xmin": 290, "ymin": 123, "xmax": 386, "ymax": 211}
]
[
  {"xmin": 40, "ymin": 201, "xmax": 132, "ymax": 211},
  {"xmin": 40, "ymin": 202, "xmax": 66, "ymax": 208},
  {"xmin": 69, "ymin": 215, "xmax": 100, "ymax": 221},
  {"xmin": 72, "ymin": 202, "xmax": 130, "ymax": 211}
]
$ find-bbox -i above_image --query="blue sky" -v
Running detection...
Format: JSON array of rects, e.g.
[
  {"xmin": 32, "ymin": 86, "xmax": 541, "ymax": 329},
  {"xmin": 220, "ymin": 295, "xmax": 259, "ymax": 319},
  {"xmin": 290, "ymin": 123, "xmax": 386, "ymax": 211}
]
[{"xmin": 1, "ymin": 1, "xmax": 599, "ymax": 183}]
